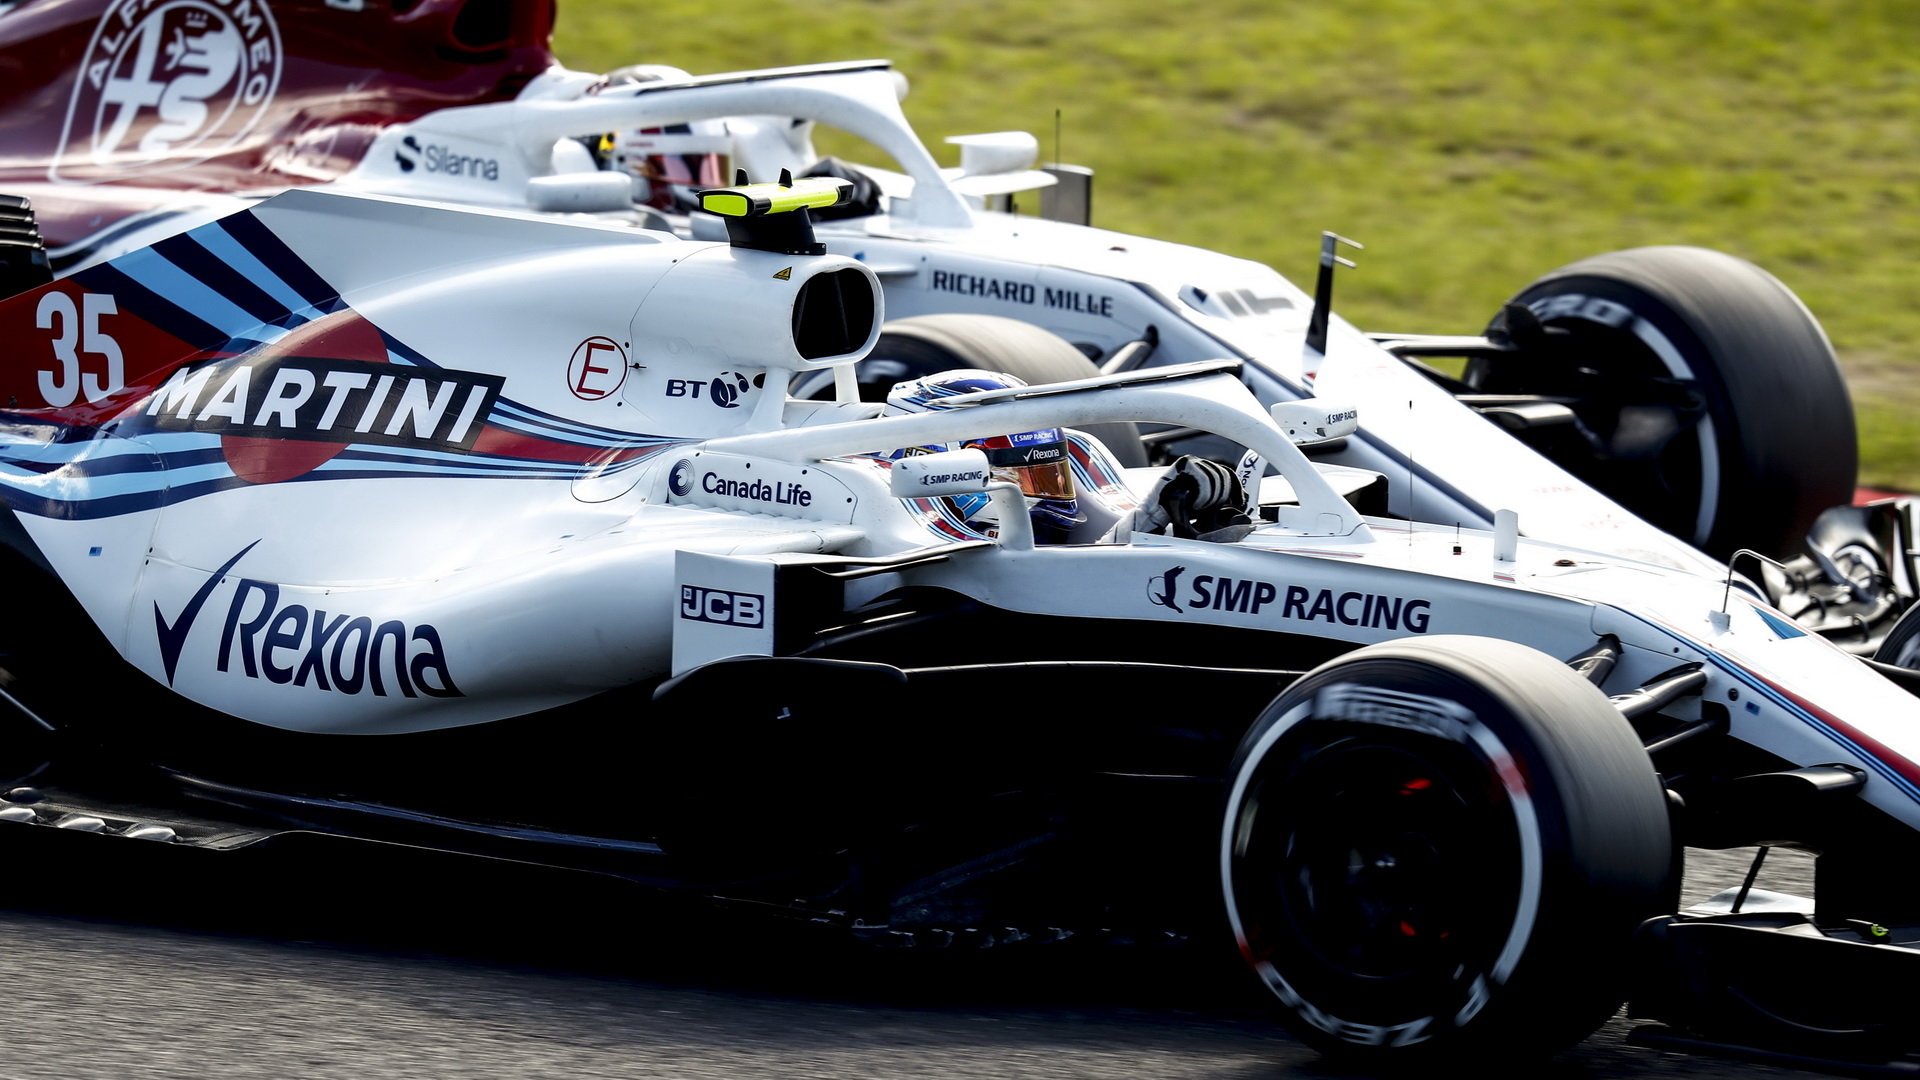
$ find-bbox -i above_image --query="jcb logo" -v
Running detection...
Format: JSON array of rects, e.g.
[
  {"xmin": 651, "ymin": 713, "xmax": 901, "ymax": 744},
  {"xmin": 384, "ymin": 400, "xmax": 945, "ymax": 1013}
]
[{"xmin": 679, "ymin": 586, "xmax": 764, "ymax": 628}]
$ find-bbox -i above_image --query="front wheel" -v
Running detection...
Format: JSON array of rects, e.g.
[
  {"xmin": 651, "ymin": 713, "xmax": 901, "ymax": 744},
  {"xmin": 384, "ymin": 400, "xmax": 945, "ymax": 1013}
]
[
  {"xmin": 1877, "ymin": 601, "xmax": 1920, "ymax": 670},
  {"xmin": 1472, "ymin": 246, "xmax": 1855, "ymax": 560},
  {"xmin": 1222, "ymin": 636, "xmax": 1674, "ymax": 1063}
]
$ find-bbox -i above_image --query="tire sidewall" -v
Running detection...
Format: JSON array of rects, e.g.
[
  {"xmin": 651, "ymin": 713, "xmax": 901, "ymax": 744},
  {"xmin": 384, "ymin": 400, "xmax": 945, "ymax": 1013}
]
[
  {"xmin": 1222, "ymin": 637, "xmax": 1671, "ymax": 1059},
  {"xmin": 1509, "ymin": 270, "xmax": 1733, "ymax": 551},
  {"xmin": 1878, "ymin": 600, "xmax": 1920, "ymax": 669},
  {"xmin": 1504, "ymin": 248, "xmax": 1855, "ymax": 557}
]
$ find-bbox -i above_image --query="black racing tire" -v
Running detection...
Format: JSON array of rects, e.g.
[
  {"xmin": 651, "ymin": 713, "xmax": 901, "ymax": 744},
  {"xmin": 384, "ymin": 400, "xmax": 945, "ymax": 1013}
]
[
  {"xmin": 1877, "ymin": 601, "xmax": 1920, "ymax": 670},
  {"xmin": 1221, "ymin": 636, "xmax": 1674, "ymax": 1064},
  {"xmin": 805, "ymin": 314, "xmax": 1149, "ymax": 468},
  {"xmin": 1472, "ymin": 246, "xmax": 1855, "ymax": 560}
]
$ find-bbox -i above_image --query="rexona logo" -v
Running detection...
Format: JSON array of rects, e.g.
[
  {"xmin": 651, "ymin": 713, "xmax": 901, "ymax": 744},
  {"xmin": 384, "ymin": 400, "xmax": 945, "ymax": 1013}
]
[
  {"xmin": 155, "ymin": 541, "xmax": 462, "ymax": 698},
  {"xmin": 1147, "ymin": 566, "xmax": 1432, "ymax": 632},
  {"xmin": 679, "ymin": 586, "xmax": 765, "ymax": 628},
  {"xmin": 143, "ymin": 357, "xmax": 504, "ymax": 452},
  {"xmin": 394, "ymin": 135, "xmax": 501, "ymax": 181},
  {"xmin": 54, "ymin": 0, "xmax": 283, "ymax": 182}
]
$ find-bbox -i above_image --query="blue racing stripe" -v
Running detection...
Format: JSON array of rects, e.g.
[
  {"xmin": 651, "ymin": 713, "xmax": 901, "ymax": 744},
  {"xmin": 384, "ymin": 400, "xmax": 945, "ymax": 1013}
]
[
  {"xmin": 218, "ymin": 213, "xmax": 338, "ymax": 310},
  {"xmin": 1728, "ymin": 663, "xmax": 1920, "ymax": 803},
  {"xmin": 330, "ymin": 448, "xmax": 605, "ymax": 476},
  {"xmin": 488, "ymin": 399, "xmax": 672, "ymax": 446},
  {"xmin": 311, "ymin": 457, "xmax": 590, "ymax": 481},
  {"xmin": 112, "ymin": 246, "xmax": 269, "ymax": 340},
  {"xmin": 153, "ymin": 232, "xmax": 291, "ymax": 327},
  {"xmin": 195, "ymin": 223, "xmax": 318, "ymax": 317},
  {"xmin": 78, "ymin": 263, "xmax": 222, "ymax": 348},
  {"xmin": 1632, "ymin": 614, "xmax": 1920, "ymax": 805}
]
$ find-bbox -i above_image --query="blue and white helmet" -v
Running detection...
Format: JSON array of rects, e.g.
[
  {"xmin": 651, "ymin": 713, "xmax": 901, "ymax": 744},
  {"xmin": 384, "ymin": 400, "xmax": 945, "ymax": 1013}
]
[{"xmin": 883, "ymin": 369, "xmax": 1083, "ymax": 540}]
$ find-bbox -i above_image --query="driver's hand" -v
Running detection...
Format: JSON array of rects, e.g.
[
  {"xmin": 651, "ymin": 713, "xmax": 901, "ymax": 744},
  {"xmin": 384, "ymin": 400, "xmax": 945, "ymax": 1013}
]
[{"xmin": 1132, "ymin": 456, "xmax": 1253, "ymax": 541}]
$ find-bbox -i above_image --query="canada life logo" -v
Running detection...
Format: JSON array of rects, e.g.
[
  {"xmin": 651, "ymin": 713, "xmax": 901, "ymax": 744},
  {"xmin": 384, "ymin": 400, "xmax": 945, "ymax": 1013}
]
[
  {"xmin": 52, "ymin": 0, "xmax": 284, "ymax": 182},
  {"xmin": 668, "ymin": 458, "xmax": 695, "ymax": 497}
]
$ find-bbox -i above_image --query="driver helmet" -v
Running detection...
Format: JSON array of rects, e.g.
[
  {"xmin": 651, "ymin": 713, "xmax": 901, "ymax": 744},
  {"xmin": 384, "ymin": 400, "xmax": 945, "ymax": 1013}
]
[
  {"xmin": 593, "ymin": 65, "xmax": 730, "ymax": 212},
  {"xmin": 605, "ymin": 121, "xmax": 731, "ymax": 212},
  {"xmin": 883, "ymin": 369, "xmax": 1087, "ymax": 542}
]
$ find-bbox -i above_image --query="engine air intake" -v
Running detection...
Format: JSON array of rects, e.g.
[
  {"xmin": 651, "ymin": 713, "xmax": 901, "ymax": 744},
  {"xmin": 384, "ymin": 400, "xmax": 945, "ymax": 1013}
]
[{"xmin": 794, "ymin": 267, "xmax": 877, "ymax": 360}]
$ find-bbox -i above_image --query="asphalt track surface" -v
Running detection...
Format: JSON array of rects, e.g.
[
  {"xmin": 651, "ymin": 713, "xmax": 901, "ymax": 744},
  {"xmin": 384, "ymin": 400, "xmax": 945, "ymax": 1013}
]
[{"xmin": 0, "ymin": 838, "xmax": 1837, "ymax": 1079}]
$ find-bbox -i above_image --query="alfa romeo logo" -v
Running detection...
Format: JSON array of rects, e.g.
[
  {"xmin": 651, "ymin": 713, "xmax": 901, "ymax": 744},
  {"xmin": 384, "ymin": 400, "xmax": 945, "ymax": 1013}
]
[{"xmin": 52, "ymin": 0, "xmax": 283, "ymax": 182}]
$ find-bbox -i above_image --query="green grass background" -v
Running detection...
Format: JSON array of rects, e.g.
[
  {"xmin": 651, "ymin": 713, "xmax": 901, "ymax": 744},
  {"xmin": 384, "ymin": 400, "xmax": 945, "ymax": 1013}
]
[{"xmin": 554, "ymin": 0, "xmax": 1920, "ymax": 489}]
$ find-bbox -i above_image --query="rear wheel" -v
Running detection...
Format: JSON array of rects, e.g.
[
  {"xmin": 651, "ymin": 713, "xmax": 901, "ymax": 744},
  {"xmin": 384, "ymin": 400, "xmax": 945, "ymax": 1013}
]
[
  {"xmin": 1222, "ymin": 636, "xmax": 1674, "ymax": 1063},
  {"xmin": 1471, "ymin": 246, "xmax": 1855, "ymax": 559}
]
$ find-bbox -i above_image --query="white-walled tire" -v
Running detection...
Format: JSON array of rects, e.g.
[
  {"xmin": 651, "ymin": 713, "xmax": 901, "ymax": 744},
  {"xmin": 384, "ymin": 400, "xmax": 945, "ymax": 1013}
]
[
  {"xmin": 1877, "ymin": 601, "xmax": 1920, "ymax": 670},
  {"xmin": 1473, "ymin": 246, "xmax": 1855, "ymax": 560},
  {"xmin": 1222, "ymin": 636, "xmax": 1673, "ymax": 1063}
]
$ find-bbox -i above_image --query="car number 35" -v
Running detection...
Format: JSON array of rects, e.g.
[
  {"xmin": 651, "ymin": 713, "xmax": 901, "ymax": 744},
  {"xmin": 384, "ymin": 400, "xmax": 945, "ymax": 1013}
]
[{"xmin": 37, "ymin": 290, "xmax": 125, "ymax": 407}]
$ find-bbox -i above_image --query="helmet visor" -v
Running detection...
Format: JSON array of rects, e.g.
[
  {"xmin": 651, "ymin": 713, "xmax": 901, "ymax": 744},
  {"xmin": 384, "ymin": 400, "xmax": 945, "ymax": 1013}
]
[
  {"xmin": 644, "ymin": 152, "xmax": 730, "ymax": 188},
  {"xmin": 971, "ymin": 429, "xmax": 1075, "ymax": 499}
]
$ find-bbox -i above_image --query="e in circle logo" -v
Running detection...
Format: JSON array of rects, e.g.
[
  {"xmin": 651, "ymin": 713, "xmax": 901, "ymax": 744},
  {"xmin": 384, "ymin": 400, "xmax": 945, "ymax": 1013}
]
[{"xmin": 568, "ymin": 337, "xmax": 629, "ymax": 400}]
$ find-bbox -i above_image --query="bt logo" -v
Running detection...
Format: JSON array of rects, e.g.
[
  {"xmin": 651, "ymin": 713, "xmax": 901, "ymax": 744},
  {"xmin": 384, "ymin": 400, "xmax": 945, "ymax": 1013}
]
[{"xmin": 666, "ymin": 372, "xmax": 761, "ymax": 409}]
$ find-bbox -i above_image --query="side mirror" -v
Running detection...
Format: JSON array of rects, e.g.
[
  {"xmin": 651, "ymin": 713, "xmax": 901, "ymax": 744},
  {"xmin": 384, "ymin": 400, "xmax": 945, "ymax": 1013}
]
[
  {"xmin": 1039, "ymin": 164, "xmax": 1093, "ymax": 225},
  {"xmin": 945, "ymin": 131, "xmax": 1039, "ymax": 176},
  {"xmin": 889, "ymin": 448, "xmax": 993, "ymax": 497},
  {"xmin": 1269, "ymin": 399, "xmax": 1358, "ymax": 445},
  {"xmin": 888, "ymin": 449, "xmax": 1032, "ymax": 550},
  {"xmin": 526, "ymin": 173, "xmax": 635, "ymax": 213}
]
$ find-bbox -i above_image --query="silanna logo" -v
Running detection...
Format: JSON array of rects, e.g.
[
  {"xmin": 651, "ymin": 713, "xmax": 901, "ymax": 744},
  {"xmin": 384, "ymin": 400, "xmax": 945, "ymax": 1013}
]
[
  {"xmin": 53, "ymin": 0, "xmax": 282, "ymax": 182},
  {"xmin": 393, "ymin": 135, "xmax": 501, "ymax": 181},
  {"xmin": 154, "ymin": 541, "xmax": 462, "ymax": 698}
]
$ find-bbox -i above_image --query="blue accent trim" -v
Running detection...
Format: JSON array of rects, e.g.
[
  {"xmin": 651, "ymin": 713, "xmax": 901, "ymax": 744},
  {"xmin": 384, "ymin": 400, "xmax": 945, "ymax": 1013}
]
[
  {"xmin": 78, "ymin": 262, "xmax": 222, "ymax": 347},
  {"xmin": 321, "ymin": 448, "xmax": 612, "ymax": 478},
  {"xmin": 112, "ymin": 245, "xmax": 265, "ymax": 340},
  {"xmin": 381, "ymin": 333, "xmax": 434, "ymax": 370},
  {"xmin": 195, "ymin": 222, "xmax": 318, "ymax": 317},
  {"xmin": 1755, "ymin": 607, "xmax": 1808, "ymax": 639},
  {"xmin": 0, "ymin": 454, "xmax": 609, "ymax": 521},
  {"xmin": 1632, "ymin": 615, "xmax": 1920, "ymax": 805},
  {"xmin": 151, "ymin": 232, "xmax": 289, "ymax": 326},
  {"xmin": 487, "ymin": 398, "xmax": 662, "ymax": 446},
  {"xmin": 1727, "ymin": 662, "xmax": 1919, "ymax": 803},
  {"xmin": 217, "ymin": 213, "xmax": 339, "ymax": 309}
]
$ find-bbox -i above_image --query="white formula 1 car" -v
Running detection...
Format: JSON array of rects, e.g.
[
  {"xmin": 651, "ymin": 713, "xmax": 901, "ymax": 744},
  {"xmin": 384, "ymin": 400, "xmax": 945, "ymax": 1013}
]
[
  {"xmin": 4, "ymin": 1, "xmax": 1920, "ymax": 1072},
  {"xmin": 1, "ymin": 1, "xmax": 1862, "ymax": 574}
]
